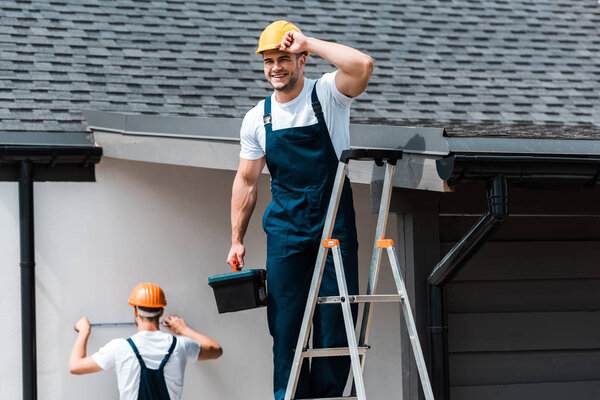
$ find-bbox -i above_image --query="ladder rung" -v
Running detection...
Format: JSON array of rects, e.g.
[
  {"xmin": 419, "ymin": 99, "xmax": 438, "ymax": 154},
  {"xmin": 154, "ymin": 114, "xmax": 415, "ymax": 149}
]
[
  {"xmin": 302, "ymin": 347, "xmax": 368, "ymax": 357},
  {"xmin": 317, "ymin": 294, "xmax": 404, "ymax": 304},
  {"xmin": 296, "ymin": 397, "xmax": 358, "ymax": 400}
]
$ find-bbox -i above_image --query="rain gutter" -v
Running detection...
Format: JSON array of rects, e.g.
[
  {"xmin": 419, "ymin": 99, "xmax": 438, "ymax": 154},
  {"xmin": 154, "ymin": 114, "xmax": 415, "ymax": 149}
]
[{"xmin": 427, "ymin": 151, "xmax": 600, "ymax": 399}]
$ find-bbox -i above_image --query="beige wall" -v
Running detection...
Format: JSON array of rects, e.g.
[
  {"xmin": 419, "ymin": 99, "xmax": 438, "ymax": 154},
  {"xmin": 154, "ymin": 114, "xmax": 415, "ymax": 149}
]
[{"xmin": 0, "ymin": 157, "xmax": 403, "ymax": 399}]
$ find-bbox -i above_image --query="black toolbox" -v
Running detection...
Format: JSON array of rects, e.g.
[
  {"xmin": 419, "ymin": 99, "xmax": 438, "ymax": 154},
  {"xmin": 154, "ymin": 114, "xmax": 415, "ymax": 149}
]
[{"xmin": 208, "ymin": 268, "xmax": 267, "ymax": 313}]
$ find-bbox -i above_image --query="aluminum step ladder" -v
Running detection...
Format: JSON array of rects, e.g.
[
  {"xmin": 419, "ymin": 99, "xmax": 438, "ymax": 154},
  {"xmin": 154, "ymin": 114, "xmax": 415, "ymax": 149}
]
[{"xmin": 284, "ymin": 149, "xmax": 434, "ymax": 400}]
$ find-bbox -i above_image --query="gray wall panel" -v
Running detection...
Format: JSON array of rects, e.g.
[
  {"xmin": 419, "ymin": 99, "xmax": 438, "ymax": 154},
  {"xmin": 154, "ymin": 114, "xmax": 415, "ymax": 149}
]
[
  {"xmin": 440, "ymin": 216, "xmax": 600, "ymax": 242},
  {"xmin": 447, "ymin": 279, "xmax": 600, "ymax": 313},
  {"xmin": 440, "ymin": 241, "xmax": 600, "ymax": 281},
  {"xmin": 450, "ymin": 350, "xmax": 600, "ymax": 386},
  {"xmin": 440, "ymin": 214, "xmax": 600, "ymax": 399},
  {"xmin": 451, "ymin": 380, "xmax": 600, "ymax": 400},
  {"xmin": 448, "ymin": 311, "xmax": 600, "ymax": 352}
]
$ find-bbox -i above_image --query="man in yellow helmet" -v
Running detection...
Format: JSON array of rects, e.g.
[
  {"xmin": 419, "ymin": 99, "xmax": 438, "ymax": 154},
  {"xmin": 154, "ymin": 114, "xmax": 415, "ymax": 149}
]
[
  {"xmin": 227, "ymin": 20, "xmax": 373, "ymax": 400},
  {"xmin": 68, "ymin": 283, "xmax": 222, "ymax": 400}
]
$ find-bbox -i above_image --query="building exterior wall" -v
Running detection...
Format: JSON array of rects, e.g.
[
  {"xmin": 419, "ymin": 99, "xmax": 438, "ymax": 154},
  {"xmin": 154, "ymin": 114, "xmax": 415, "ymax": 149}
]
[
  {"xmin": 442, "ymin": 215, "xmax": 600, "ymax": 399},
  {"xmin": 0, "ymin": 157, "xmax": 404, "ymax": 399},
  {"xmin": 388, "ymin": 185, "xmax": 600, "ymax": 400}
]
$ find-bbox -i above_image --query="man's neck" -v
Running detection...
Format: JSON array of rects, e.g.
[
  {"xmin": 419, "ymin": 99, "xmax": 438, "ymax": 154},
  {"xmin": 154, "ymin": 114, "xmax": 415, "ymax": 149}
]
[
  {"xmin": 274, "ymin": 77, "xmax": 305, "ymax": 104},
  {"xmin": 137, "ymin": 320, "xmax": 160, "ymax": 332}
]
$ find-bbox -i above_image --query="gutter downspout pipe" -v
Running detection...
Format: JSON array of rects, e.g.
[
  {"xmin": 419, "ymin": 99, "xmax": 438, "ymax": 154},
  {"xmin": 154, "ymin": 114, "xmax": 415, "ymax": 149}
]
[
  {"xmin": 19, "ymin": 160, "xmax": 37, "ymax": 400},
  {"xmin": 427, "ymin": 175, "xmax": 509, "ymax": 399}
]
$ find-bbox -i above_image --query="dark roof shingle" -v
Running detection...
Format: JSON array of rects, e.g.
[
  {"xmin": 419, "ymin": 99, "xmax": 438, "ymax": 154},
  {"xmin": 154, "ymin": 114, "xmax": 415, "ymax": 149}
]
[{"xmin": 1, "ymin": 0, "xmax": 599, "ymax": 138}]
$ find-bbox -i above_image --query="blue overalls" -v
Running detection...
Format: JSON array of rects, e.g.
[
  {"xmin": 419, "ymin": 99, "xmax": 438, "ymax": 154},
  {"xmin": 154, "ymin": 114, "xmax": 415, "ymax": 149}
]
[
  {"xmin": 262, "ymin": 80, "xmax": 359, "ymax": 400},
  {"xmin": 126, "ymin": 336, "xmax": 177, "ymax": 400}
]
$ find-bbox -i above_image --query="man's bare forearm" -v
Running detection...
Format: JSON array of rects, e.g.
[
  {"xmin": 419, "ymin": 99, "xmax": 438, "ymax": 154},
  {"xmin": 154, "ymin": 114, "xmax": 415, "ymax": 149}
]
[
  {"xmin": 230, "ymin": 157, "xmax": 265, "ymax": 246},
  {"xmin": 181, "ymin": 326, "xmax": 223, "ymax": 360},
  {"xmin": 164, "ymin": 315, "xmax": 222, "ymax": 361},
  {"xmin": 228, "ymin": 158, "xmax": 264, "ymax": 267},
  {"xmin": 305, "ymin": 37, "xmax": 373, "ymax": 81},
  {"xmin": 69, "ymin": 331, "xmax": 89, "ymax": 372},
  {"xmin": 231, "ymin": 171, "xmax": 258, "ymax": 244}
]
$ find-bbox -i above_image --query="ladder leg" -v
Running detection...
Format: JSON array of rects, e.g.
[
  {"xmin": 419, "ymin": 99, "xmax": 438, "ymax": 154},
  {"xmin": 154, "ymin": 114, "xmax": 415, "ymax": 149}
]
[
  {"xmin": 358, "ymin": 162, "xmax": 396, "ymax": 357},
  {"xmin": 351, "ymin": 162, "xmax": 396, "ymax": 396},
  {"xmin": 331, "ymin": 245, "xmax": 367, "ymax": 400},
  {"xmin": 284, "ymin": 162, "xmax": 349, "ymax": 400},
  {"xmin": 387, "ymin": 245, "xmax": 435, "ymax": 400}
]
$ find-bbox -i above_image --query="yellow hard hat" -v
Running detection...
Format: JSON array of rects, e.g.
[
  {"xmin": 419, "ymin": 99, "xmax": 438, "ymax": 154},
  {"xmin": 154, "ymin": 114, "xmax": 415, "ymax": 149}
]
[
  {"xmin": 128, "ymin": 282, "xmax": 167, "ymax": 308},
  {"xmin": 255, "ymin": 20, "xmax": 309, "ymax": 56}
]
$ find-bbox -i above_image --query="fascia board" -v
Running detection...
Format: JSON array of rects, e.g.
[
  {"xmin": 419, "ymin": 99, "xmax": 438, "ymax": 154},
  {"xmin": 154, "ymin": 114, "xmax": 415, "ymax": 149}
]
[
  {"xmin": 83, "ymin": 110, "xmax": 241, "ymax": 142},
  {"xmin": 83, "ymin": 110, "xmax": 449, "ymax": 152},
  {"xmin": 83, "ymin": 110, "xmax": 600, "ymax": 158},
  {"xmin": 347, "ymin": 154, "xmax": 445, "ymax": 192},
  {"xmin": 94, "ymin": 130, "xmax": 447, "ymax": 192},
  {"xmin": 0, "ymin": 131, "xmax": 95, "ymax": 147},
  {"xmin": 93, "ymin": 131, "xmax": 244, "ymax": 172},
  {"xmin": 447, "ymin": 136, "xmax": 600, "ymax": 156},
  {"xmin": 88, "ymin": 110, "xmax": 448, "ymax": 191},
  {"xmin": 349, "ymin": 124, "xmax": 448, "ymax": 156}
]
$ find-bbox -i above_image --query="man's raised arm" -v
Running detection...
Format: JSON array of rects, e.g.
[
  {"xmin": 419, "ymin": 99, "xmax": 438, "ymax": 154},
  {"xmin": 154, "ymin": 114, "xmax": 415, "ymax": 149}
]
[
  {"xmin": 278, "ymin": 30, "xmax": 374, "ymax": 98},
  {"xmin": 68, "ymin": 317, "xmax": 103, "ymax": 375},
  {"xmin": 164, "ymin": 315, "xmax": 222, "ymax": 361}
]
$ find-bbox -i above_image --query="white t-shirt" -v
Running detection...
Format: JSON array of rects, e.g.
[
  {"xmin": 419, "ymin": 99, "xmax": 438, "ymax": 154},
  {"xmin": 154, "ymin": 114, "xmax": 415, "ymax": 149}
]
[
  {"xmin": 239, "ymin": 71, "xmax": 354, "ymax": 160},
  {"xmin": 92, "ymin": 330, "xmax": 201, "ymax": 400}
]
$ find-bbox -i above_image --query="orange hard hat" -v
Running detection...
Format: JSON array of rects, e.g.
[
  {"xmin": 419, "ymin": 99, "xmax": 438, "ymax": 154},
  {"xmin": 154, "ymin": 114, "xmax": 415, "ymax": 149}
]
[
  {"xmin": 128, "ymin": 283, "xmax": 167, "ymax": 308},
  {"xmin": 255, "ymin": 20, "xmax": 309, "ymax": 56}
]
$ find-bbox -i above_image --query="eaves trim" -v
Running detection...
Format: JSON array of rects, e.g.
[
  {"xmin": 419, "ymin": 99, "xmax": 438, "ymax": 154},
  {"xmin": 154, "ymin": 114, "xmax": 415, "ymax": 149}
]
[
  {"xmin": 448, "ymin": 137, "xmax": 600, "ymax": 157},
  {"xmin": 0, "ymin": 131, "xmax": 96, "ymax": 147},
  {"xmin": 82, "ymin": 110, "xmax": 449, "ymax": 155},
  {"xmin": 82, "ymin": 110, "xmax": 241, "ymax": 143},
  {"xmin": 84, "ymin": 110, "xmax": 600, "ymax": 159}
]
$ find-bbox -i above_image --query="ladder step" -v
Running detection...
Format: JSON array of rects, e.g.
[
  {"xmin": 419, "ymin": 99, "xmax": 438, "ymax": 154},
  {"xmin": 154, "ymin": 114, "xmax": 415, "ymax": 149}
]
[
  {"xmin": 296, "ymin": 397, "xmax": 358, "ymax": 400},
  {"xmin": 317, "ymin": 294, "xmax": 404, "ymax": 304},
  {"xmin": 302, "ymin": 347, "xmax": 368, "ymax": 357}
]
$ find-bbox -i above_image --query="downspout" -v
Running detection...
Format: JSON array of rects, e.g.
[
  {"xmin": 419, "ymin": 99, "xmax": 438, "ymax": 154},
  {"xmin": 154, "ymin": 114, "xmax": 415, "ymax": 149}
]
[
  {"xmin": 428, "ymin": 285, "xmax": 448, "ymax": 399},
  {"xmin": 19, "ymin": 160, "xmax": 37, "ymax": 400},
  {"xmin": 427, "ymin": 175, "xmax": 509, "ymax": 399},
  {"xmin": 1, "ymin": 145, "xmax": 101, "ymax": 400}
]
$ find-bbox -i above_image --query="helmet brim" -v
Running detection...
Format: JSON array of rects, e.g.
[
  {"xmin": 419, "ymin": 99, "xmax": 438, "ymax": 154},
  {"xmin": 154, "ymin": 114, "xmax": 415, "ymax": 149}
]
[
  {"xmin": 255, "ymin": 45, "xmax": 310, "ymax": 57},
  {"xmin": 255, "ymin": 43, "xmax": 280, "ymax": 55}
]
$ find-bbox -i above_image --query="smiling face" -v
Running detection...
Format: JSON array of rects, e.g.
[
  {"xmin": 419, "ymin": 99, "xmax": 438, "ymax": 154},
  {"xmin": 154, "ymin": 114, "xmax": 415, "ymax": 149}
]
[{"xmin": 263, "ymin": 49, "xmax": 306, "ymax": 93}]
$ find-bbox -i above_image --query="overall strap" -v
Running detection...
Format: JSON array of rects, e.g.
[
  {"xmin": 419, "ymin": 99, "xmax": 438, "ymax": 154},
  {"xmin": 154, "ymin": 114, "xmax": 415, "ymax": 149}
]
[
  {"xmin": 126, "ymin": 338, "xmax": 147, "ymax": 369},
  {"xmin": 310, "ymin": 80, "xmax": 324, "ymax": 123},
  {"xmin": 264, "ymin": 80, "xmax": 324, "ymax": 132},
  {"xmin": 263, "ymin": 95, "xmax": 272, "ymax": 135},
  {"xmin": 158, "ymin": 336, "xmax": 177, "ymax": 371}
]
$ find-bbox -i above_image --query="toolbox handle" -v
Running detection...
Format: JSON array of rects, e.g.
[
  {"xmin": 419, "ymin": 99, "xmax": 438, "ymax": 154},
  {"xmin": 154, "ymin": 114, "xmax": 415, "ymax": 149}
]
[
  {"xmin": 232, "ymin": 258, "xmax": 242, "ymax": 272},
  {"xmin": 340, "ymin": 148, "xmax": 403, "ymax": 166}
]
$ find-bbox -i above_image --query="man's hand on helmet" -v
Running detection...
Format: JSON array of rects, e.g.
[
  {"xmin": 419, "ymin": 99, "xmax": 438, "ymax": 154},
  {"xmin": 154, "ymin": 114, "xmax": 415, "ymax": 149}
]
[{"xmin": 279, "ymin": 30, "xmax": 309, "ymax": 54}]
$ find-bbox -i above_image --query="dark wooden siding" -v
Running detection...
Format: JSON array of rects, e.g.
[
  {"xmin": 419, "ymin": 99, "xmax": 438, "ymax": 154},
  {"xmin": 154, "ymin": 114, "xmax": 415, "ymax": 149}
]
[{"xmin": 442, "ymin": 216, "xmax": 600, "ymax": 400}]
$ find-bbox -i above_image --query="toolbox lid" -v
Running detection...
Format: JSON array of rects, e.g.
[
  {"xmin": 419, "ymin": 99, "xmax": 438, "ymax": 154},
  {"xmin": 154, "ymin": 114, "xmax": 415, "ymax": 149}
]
[{"xmin": 208, "ymin": 268, "xmax": 265, "ymax": 285}]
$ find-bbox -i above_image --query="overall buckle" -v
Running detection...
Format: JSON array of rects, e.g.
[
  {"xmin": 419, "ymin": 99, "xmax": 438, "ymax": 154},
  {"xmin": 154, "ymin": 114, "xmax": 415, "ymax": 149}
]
[{"xmin": 263, "ymin": 113, "xmax": 272, "ymax": 125}]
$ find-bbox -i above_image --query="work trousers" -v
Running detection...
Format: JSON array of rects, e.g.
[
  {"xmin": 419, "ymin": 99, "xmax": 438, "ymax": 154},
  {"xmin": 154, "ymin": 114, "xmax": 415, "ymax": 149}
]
[{"xmin": 267, "ymin": 243, "xmax": 359, "ymax": 400}]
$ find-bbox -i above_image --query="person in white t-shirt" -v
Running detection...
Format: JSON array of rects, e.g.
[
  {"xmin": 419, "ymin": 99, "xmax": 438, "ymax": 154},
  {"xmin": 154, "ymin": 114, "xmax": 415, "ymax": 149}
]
[
  {"xmin": 226, "ymin": 20, "xmax": 373, "ymax": 400},
  {"xmin": 69, "ymin": 282, "xmax": 222, "ymax": 400}
]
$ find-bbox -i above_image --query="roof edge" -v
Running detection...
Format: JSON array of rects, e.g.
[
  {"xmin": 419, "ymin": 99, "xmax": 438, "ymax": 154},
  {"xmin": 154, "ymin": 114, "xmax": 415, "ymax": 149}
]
[
  {"xmin": 83, "ymin": 111, "xmax": 600, "ymax": 159},
  {"xmin": 0, "ymin": 131, "xmax": 96, "ymax": 147},
  {"xmin": 83, "ymin": 110, "xmax": 449, "ymax": 155},
  {"xmin": 82, "ymin": 110, "xmax": 241, "ymax": 142}
]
